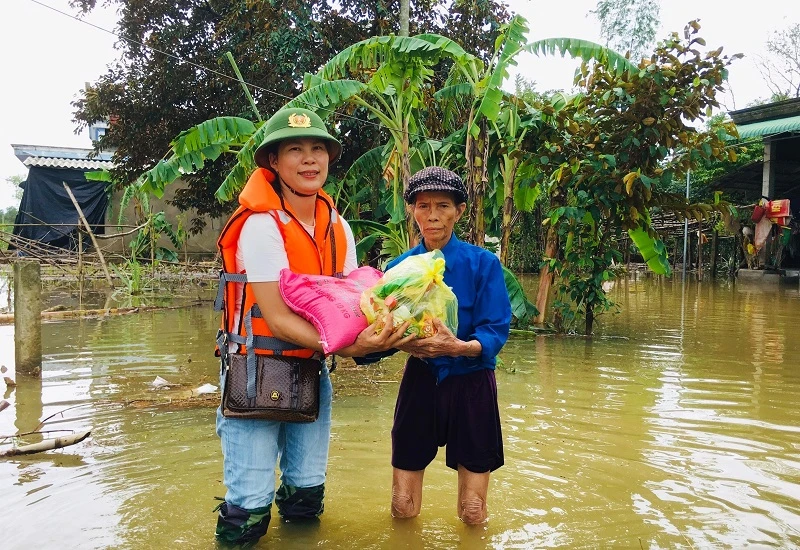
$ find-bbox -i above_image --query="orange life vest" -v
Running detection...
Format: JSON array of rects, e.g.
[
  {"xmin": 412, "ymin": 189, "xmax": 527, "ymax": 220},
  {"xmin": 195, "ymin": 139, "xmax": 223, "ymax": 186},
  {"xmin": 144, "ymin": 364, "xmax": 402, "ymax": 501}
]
[{"xmin": 214, "ymin": 168, "xmax": 348, "ymax": 360}]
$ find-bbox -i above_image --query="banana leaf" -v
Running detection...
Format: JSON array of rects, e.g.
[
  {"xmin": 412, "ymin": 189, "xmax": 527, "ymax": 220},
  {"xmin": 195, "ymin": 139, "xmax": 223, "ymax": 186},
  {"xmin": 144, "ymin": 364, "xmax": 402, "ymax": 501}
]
[
  {"xmin": 138, "ymin": 116, "xmax": 257, "ymax": 198},
  {"xmin": 628, "ymin": 226, "xmax": 672, "ymax": 276},
  {"xmin": 348, "ymin": 219, "xmax": 409, "ymax": 261},
  {"xmin": 502, "ymin": 266, "xmax": 539, "ymax": 326},
  {"xmin": 524, "ymin": 38, "xmax": 636, "ymax": 76},
  {"xmin": 469, "ymin": 15, "xmax": 530, "ymax": 138},
  {"xmin": 320, "ymin": 35, "xmax": 466, "ymax": 81},
  {"xmin": 285, "ymin": 79, "xmax": 368, "ymax": 111}
]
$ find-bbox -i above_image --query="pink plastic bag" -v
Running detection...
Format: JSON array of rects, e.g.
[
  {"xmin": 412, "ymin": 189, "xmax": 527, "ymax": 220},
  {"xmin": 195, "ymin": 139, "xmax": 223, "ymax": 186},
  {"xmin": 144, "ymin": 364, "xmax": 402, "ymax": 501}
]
[{"xmin": 279, "ymin": 266, "xmax": 383, "ymax": 354}]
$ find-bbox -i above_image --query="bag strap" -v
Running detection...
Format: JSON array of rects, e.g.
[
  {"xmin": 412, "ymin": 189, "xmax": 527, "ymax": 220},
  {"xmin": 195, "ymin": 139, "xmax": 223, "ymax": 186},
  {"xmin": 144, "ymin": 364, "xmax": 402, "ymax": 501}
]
[
  {"xmin": 330, "ymin": 219, "xmax": 343, "ymax": 279},
  {"xmin": 214, "ymin": 271, "xmax": 248, "ymax": 312},
  {"xmin": 216, "ymin": 270, "xmax": 307, "ymax": 398},
  {"xmin": 329, "ymin": 211, "xmax": 341, "ymax": 373}
]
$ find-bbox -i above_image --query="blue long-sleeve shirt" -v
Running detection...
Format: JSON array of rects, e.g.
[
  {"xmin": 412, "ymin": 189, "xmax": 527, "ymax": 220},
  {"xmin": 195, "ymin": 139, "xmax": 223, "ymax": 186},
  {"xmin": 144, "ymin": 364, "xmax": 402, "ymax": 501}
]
[{"xmin": 385, "ymin": 233, "xmax": 511, "ymax": 383}]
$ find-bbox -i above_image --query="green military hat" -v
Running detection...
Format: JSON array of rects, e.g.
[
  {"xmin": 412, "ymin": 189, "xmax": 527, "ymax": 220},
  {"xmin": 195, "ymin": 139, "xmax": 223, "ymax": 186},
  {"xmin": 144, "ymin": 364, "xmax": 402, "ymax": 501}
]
[{"xmin": 253, "ymin": 107, "xmax": 342, "ymax": 169}]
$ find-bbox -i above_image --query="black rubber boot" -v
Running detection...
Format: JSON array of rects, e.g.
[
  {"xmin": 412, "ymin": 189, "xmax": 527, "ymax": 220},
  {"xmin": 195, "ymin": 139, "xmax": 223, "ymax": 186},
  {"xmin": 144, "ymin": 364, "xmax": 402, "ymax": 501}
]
[
  {"xmin": 275, "ymin": 483, "xmax": 325, "ymax": 520},
  {"xmin": 214, "ymin": 501, "xmax": 271, "ymax": 545}
]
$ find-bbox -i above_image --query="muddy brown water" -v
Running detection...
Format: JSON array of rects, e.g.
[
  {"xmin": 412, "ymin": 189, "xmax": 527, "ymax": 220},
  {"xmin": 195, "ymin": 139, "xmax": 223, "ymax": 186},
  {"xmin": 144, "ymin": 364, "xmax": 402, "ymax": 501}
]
[{"xmin": 1, "ymin": 276, "xmax": 799, "ymax": 549}]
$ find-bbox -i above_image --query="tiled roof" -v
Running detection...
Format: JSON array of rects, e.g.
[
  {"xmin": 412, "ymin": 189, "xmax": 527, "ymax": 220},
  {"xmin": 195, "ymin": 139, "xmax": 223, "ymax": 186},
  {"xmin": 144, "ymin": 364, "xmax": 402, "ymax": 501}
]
[
  {"xmin": 11, "ymin": 143, "xmax": 115, "ymax": 171},
  {"xmin": 23, "ymin": 156, "xmax": 115, "ymax": 169}
]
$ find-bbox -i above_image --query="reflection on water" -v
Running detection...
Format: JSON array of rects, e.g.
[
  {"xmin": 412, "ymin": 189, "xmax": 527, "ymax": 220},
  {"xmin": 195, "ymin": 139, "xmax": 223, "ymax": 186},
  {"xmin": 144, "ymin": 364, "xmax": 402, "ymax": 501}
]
[{"xmin": 2, "ymin": 277, "xmax": 800, "ymax": 548}]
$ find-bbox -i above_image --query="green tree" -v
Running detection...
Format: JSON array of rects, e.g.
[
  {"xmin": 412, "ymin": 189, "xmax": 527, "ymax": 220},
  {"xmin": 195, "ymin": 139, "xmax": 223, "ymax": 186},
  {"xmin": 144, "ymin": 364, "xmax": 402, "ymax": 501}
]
[
  {"xmin": 134, "ymin": 14, "xmax": 633, "ymax": 268},
  {"xmin": 435, "ymin": 14, "xmax": 635, "ymax": 246},
  {"xmin": 528, "ymin": 22, "xmax": 742, "ymax": 334},
  {"xmin": 4, "ymin": 175, "xmax": 24, "ymax": 203},
  {"xmin": 0, "ymin": 206, "xmax": 19, "ymax": 228},
  {"xmin": 72, "ymin": 0, "xmax": 508, "ymax": 231},
  {"xmin": 591, "ymin": 0, "xmax": 661, "ymax": 61}
]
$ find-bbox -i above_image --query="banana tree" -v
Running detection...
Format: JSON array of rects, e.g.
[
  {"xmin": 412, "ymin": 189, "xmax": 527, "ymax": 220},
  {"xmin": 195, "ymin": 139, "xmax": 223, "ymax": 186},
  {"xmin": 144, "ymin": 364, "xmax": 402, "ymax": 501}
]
[
  {"xmin": 489, "ymin": 100, "xmax": 548, "ymax": 265},
  {"xmin": 435, "ymin": 14, "xmax": 636, "ymax": 246},
  {"xmin": 137, "ymin": 116, "xmax": 258, "ymax": 198},
  {"xmin": 274, "ymin": 33, "xmax": 478, "ymax": 246},
  {"xmin": 297, "ymin": 33, "xmax": 474, "ymax": 196},
  {"xmin": 137, "ymin": 53, "xmax": 264, "ymax": 200}
]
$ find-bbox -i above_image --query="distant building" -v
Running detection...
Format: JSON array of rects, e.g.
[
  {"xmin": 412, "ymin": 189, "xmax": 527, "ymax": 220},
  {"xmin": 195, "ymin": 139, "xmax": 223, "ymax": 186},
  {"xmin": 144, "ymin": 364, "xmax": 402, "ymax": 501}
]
[
  {"xmin": 9, "ymin": 127, "xmax": 219, "ymax": 257},
  {"xmin": 10, "ymin": 143, "xmax": 114, "ymax": 250},
  {"xmin": 717, "ymin": 98, "xmax": 800, "ymax": 280},
  {"xmin": 720, "ymin": 98, "xmax": 800, "ymax": 205}
]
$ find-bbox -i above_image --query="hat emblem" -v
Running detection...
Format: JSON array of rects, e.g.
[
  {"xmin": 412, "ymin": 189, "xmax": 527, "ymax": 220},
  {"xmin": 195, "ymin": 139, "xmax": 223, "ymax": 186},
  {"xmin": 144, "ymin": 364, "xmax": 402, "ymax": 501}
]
[{"xmin": 287, "ymin": 113, "xmax": 312, "ymax": 128}]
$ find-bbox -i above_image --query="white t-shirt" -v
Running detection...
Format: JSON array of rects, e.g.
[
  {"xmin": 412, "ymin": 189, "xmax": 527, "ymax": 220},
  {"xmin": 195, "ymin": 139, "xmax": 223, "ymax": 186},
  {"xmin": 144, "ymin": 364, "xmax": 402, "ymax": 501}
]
[
  {"xmin": 227, "ymin": 212, "xmax": 357, "ymax": 350},
  {"xmin": 235, "ymin": 212, "xmax": 358, "ymax": 281}
]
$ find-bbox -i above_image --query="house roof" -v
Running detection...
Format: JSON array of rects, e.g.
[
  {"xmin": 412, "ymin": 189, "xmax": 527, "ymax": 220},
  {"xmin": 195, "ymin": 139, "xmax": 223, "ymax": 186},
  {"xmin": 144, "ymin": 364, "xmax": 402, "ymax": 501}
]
[
  {"xmin": 730, "ymin": 97, "xmax": 800, "ymax": 139},
  {"xmin": 11, "ymin": 143, "xmax": 115, "ymax": 170},
  {"xmin": 730, "ymin": 97, "xmax": 800, "ymax": 124},
  {"xmin": 712, "ymin": 157, "xmax": 800, "ymax": 198},
  {"xmin": 715, "ymin": 99, "xmax": 800, "ymax": 201},
  {"xmin": 735, "ymin": 115, "xmax": 800, "ymax": 139},
  {"xmin": 22, "ymin": 156, "xmax": 114, "ymax": 169}
]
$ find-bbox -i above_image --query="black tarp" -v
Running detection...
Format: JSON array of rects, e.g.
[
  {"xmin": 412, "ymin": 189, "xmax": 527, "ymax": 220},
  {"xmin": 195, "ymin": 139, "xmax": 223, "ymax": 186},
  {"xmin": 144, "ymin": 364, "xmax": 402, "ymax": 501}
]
[{"xmin": 11, "ymin": 166, "xmax": 108, "ymax": 251}]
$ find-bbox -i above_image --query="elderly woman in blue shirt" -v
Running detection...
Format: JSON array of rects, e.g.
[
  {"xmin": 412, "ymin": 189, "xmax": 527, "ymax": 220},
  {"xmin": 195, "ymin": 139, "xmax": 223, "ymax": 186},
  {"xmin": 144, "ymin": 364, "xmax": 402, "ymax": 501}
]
[{"xmin": 389, "ymin": 166, "xmax": 511, "ymax": 525}]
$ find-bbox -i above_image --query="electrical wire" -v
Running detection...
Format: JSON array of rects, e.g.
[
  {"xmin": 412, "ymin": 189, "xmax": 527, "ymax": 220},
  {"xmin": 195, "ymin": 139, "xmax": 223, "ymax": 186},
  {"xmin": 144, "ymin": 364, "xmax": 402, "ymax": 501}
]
[
  {"xmin": 26, "ymin": 0, "xmax": 463, "ymax": 147},
  {"xmin": 28, "ymin": 0, "xmax": 785, "ymax": 160}
]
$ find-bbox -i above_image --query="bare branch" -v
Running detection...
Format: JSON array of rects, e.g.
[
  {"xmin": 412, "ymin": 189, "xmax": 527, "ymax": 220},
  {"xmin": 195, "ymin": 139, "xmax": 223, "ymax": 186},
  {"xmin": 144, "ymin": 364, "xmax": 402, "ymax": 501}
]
[
  {"xmin": 34, "ymin": 404, "xmax": 87, "ymax": 432},
  {"xmin": 0, "ymin": 430, "xmax": 91, "ymax": 457}
]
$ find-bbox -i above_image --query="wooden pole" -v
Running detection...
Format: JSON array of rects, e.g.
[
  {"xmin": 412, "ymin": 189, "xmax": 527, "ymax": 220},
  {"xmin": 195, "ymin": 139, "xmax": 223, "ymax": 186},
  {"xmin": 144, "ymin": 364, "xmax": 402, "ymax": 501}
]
[
  {"xmin": 62, "ymin": 182, "xmax": 113, "ymax": 288},
  {"xmin": 672, "ymin": 237, "xmax": 679, "ymax": 273},
  {"xmin": 77, "ymin": 230, "xmax": 84, "ymax": 290},
  {"xmin": 14, "ymin": 261, "xmax": 42, "ymax": 376},
  {"xmin": 710, "ymin": 229, "xmax": 719, "ymax": 278},
  {"xmin": 697, "ymin": 225, "xmax": 703, "ymax": 282}
]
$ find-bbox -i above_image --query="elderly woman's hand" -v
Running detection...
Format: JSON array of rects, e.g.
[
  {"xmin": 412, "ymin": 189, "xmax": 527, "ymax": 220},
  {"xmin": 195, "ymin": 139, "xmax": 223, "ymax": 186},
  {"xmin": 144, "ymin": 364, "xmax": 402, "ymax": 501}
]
[
  {"xmin": 396, "ymin": 318, "xmax": 481, "ymax": 359},
  {"xmin": 336, "ymin": 313, "xmax": 415, "ymax": 357}
]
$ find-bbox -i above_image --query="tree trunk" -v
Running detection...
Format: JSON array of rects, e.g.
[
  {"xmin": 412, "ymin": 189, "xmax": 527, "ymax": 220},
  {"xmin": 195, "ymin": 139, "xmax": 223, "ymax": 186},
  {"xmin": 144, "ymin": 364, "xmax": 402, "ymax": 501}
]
[
  {"xmin": 499, "ymin": 161, "xmax": 519, "ymax": 265},
  {"xmin": 1, "ymin": 430, "xmax": 91, "ymax": 457},
  {"xmin": 465, "ymin": 116, "xmax": 488, "ymax": 246},
  {"xmin": 585, "ymin": 301, "xmax": 594, "ymax": 335},
  {"xmin": 400, "ymin": 118, "xmax": 411, "ymax": 194},
  {"xmin": 399, "ymin": 0, "xmax": 410, "ymax": 36},
  {"xmin": 535, "ymin": 224, "xmax": 558, "ymax": 324},
  {"xmin": 499, "ymin": 194, "xmax": 514, "ymax": 265},
  {"xmin": 400, "ymin": 119, "xmax": 416, "ymax": 247}
]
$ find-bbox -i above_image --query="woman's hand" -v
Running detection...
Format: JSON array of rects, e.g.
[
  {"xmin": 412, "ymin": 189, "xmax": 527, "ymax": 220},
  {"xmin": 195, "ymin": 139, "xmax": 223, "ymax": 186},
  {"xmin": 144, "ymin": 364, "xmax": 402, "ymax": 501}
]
[{"xmin": 336, "ymin": 313, "xmax": 416, "ymax": 357}]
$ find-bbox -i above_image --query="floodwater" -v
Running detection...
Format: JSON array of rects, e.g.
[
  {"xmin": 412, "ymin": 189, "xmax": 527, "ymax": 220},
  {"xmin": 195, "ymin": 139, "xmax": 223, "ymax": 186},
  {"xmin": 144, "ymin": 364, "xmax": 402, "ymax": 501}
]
[{"xmin": 2, "ymin": 276, "xmax": 800, "ymax": 549}]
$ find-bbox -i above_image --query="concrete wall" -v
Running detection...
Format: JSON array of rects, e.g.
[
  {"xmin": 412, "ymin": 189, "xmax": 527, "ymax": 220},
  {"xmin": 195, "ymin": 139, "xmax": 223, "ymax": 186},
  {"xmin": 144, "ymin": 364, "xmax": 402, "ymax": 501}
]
[{"xmin": 103, "ymin": 180, "xmax": 223, "ymax": 260}]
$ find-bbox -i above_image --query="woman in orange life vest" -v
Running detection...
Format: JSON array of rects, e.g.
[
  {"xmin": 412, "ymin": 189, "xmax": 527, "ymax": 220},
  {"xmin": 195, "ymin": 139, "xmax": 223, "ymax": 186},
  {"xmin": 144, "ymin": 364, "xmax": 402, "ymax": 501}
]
[{"xmin": 214, "ymin": 106, "xmax": 414, "ymax": 545}]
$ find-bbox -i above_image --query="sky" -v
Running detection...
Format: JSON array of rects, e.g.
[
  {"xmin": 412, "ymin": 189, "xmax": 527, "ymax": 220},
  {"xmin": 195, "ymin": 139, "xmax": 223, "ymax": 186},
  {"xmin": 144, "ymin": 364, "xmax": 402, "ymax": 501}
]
[{"xmin": 1, "ymin": 0, "xmax": 799, "ymax": 210}]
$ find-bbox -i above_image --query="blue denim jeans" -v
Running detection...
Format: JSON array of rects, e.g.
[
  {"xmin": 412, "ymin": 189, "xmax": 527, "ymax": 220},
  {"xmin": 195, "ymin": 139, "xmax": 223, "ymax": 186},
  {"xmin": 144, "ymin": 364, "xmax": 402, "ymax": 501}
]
[{"xmin": 216, "ymin": 366, "xmax": 333, "ymax": 511}]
